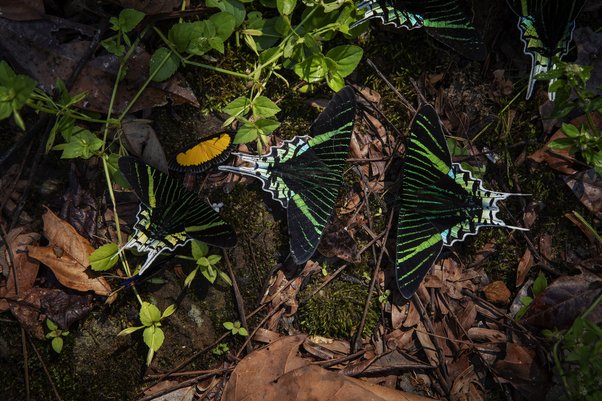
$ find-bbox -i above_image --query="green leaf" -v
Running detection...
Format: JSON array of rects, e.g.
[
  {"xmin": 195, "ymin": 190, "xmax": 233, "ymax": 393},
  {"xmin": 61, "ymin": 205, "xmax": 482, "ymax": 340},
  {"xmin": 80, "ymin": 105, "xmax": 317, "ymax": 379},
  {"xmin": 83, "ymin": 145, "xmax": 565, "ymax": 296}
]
[
  {"xmin": 201, "ymin": 265, "xmax": 218, "ymax": 283},
  {"xmin": 211, "ymin": 12, "xmax": 236, "ymax": 41},
  {"xmin": 162, "ymin": 304, "xmax": 177, "ymax": 319},
  {"xmin": 46, "ymin": 319, "xmax": 58, "ymax": 330},
  {"xmin": 149, "ymin": 48, "xmax": 179, "ymax": 82},
  {"xmin": 89, "ymin": 243, "xmax": 120, "ymax": 271},
  {"xmin": 561, "ymin": 123, "xmax": 580, "ymax": 138},
  {"xmin": 118, "ymin": 9, "xmax": 145, "ymax": 33},
  {"xmin": 169, "ymin": 22, "xmax": 196, "ymax": 53},
  {"xmin": 532, "ymin": 273, "xmax": 548, "ymax": 296},
  {"xmin": 51, "ymin": 337, "xmax": 64, "ymax": 353},
  {"xmin": 252, "ymin": 96, "xmax": 281, "ymax": 118},
  {"xmin": 118, "ymin": 325, "xmax": 144, "ymax": 336},
  {"xmin": 293, "ymin": 54, "xmax": 328, "ymax": 82},
  {"xmin": 325, "ymin": 45, "xmax": 363, "ymax": 77},
  {"xmin": 255, "ymin": 118, "xmax": 280, "ymax": 135},
  {"xmin": 234, "ymin": 122, "xmax": 260, "ymax": 143},
  {"xmin": 207, "ymin": 254, "xmax": 222, "ymax": 265},
  {"xmin": 223, "ymin": 96, "xmax": 252, "ymax": 117},
  {"xmin": 326, "ymin": 70, "xmax": 345, "ymax": 91},
  {"xmin": 548, "ymin": 137, "xmax": 574, "ymax": 150},
  {"xmin": 53, "ymin": 129, "xmax": 103, "ymax": 159},
  {"xmin": 206, "ymin": 0, "xmax": 246, "ymax": 27},
  {"xmin": 0, "ymin": 61, "xmax": 16, "ymax": 84},
  {"xmin": 218, "ymin": 270, "xmax": 233, "ymax": 286},
  {"xmin": 143, "ymin": 326, "xmax": 165, "ymax": 352},
  {"xmin": 197, "ymin": 256, "xmax": 210, "ymax": 267},
  {"xmin": 192, "ymin": 240, "xmax": 209, "ymax": 259},
  {"xmin": 184, "ymin": 267, "xmax": 198, "ymax": 287},
  {"xmin": 140, "ymin": 302, "xmax": 162, "ymax": 326},
  {"xmin": 223, "ymin": 321, "xmax": 234, "ymax": 330},
  {"xmin": 277, "ymin": 0, "xmax": 296, "ymax": 15}
]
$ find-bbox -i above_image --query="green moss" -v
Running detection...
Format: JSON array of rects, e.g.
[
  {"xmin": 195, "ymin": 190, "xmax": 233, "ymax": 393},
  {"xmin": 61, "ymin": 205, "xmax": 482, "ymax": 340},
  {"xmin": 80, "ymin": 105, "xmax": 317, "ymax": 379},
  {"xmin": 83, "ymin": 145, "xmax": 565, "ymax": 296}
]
[{"xmin": 299, "ymin": 279, "xmax": 379, "ymax": 339}]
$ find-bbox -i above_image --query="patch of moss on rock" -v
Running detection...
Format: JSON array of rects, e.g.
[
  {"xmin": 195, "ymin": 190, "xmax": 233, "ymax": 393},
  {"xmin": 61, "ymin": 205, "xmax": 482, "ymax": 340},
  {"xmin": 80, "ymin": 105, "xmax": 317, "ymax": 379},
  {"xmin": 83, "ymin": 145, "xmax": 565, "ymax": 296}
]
[{"xmin": 299, "ymin": 279, "xmax": 379, "ymax": 339}]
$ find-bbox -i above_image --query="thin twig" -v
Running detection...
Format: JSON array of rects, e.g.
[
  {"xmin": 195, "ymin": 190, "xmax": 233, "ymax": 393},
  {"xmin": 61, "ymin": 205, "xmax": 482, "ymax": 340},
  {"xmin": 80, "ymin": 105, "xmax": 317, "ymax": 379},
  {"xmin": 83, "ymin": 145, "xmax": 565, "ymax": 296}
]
[
  {"xmin": 28, "ymin": 334, "xmax": 63, "ymax": 401},
  {"xmin": 223, "ymin": 251, "xmax": 252, "ymax": 355}
]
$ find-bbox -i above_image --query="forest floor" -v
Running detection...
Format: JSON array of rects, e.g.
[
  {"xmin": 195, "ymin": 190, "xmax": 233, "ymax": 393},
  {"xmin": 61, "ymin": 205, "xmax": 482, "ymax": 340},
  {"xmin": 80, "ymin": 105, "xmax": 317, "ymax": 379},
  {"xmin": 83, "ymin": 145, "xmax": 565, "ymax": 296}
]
[{"xmin": 0, "ymin": 1, "xmax": 601, "ymax": 401}]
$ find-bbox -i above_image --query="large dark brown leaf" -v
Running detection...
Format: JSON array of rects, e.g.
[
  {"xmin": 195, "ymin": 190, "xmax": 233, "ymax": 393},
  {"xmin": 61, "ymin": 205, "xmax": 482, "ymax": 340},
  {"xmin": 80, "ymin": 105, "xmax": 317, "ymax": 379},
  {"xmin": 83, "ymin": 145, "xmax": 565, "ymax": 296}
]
[
  {"xmin": 522, "ymin": 273, "xmax": 602, "ymax": 330},
  {"xmin": 222, "ymin": 335, "xmax": 437, "ymax": 401}
]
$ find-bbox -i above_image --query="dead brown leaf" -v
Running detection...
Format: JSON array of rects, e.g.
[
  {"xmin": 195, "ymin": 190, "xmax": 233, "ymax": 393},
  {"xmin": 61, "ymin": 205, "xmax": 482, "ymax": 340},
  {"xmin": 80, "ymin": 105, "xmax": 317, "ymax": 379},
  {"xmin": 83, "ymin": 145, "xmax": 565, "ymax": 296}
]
[
  {"xmin": 27, "ymin": 208, "xmax": 111, "ymax": 296},
  {"xmin": 482, "ymin": 280, "xmax": 511, "ymax": 304},
  {"xmin": 563, "ymin": 168, "xmax": 602, "ymax": 218},
  {"xmin": 0, "ymin": 0, "xmax": 45, "ymax": 20},
  {"xmin": 122, "ymin": 118, "xmax": 169, "ymax": 173},
  {"xmin": 8, "ymin": 288, "xmax": 62, "ymax": 339},
  {"xmin": 317, "ymin": 217, "xmax": 359, "ymax": 263},
  {"xmin": 467, "ymin": 327, "xmax": 506, "ymax": 343},
  {"xmin": 0, "ymin": 227, "xmax": 40, "ymax": 312},
  {"xmin": 522, "ymin": 201, "xmax": 545, "ymax": 229},
  {"xmin": 0, "ymin": 17, "xmax": 198, "ymax": 114},
  {"xmin": 522, "ymin": 273, "xmax": 602, "ymax": 329},
  {"xmin": 415, "ymin": 322, "xmax": 438, "ymax": 367},
  {"xmin": 222, "ymin": 335, "xmax": 437, "ymax": 401},
  {"xmin": 494, "ymin": 343, "xmax": 549, "ymax": 401},
  {"xmin": 516, "ymin": 248, "xmax": 534, "ymax": 287}
]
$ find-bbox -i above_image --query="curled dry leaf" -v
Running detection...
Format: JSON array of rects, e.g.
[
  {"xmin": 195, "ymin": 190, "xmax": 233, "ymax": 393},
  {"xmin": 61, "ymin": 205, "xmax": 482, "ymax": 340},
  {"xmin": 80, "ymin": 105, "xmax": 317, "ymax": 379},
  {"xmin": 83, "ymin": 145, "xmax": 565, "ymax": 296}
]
[
  {"xmin": 222, "ymin": 335, "xmax": 437, "ymax": 401},
  {"xmin": 415, "ymin": 322, "xmax": 439, "ymax": 367},
  {"xmin": 0, "ymin": 227, "xmax": 40, "ymax": 312},
  {"xmin": 27, "ymin": 208, "xmax": 111, "ymax": 296},
  {"xmin": 516, "ymin": 248, "xmax": 534, "ymax": 287},
  {"xmin": 481, "ymin": 280, "xmax": 511, "ymax": 305},
  {"xmin": 467, "ymin": 327, "xmax": 506, "ymax": 343},
  {"xmin": 522, "ymin": 273, "xmax": 602, "ymax": 330},
  {"xmin": 317, "ymin": 217, "xmax": 359, "ymax": 263}
]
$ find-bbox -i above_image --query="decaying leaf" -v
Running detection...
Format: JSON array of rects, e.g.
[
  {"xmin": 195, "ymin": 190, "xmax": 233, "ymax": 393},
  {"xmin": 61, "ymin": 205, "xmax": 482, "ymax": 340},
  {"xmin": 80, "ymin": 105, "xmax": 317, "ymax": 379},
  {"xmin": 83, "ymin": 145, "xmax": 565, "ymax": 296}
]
[
  {"xmin": 563, "ymin": 169, "xmax": 602, "ymax": 219},
  {"xmin": 317, "ymin": 217, "xmax": 359, "ymax": 263},
  {"xmin": 27, "ymin": 208, "xmax": 111, "ymax": 296},
  {"xmin": 222, "ymin": 335, "xmax": 437, "ymax": 401},
  {"xmin": 8, "ymin": 288, "xmax": 62, "ymax": 339},
  {"xmin": 0, "ymin": 227, "xmax": 40, "ymax": 312},
  {"xmin": 121, "ymin": 118, "xmax": 169, "ymax": 173},
  {"xmin": 522, "ymin": 273, "xmax": 602, "ymax": 330},
  {"xmin": 0, "ymin": 0, "xmax": 45, "ymax": 21},
  {"xmin": 0, "ymin": 17, "xmax": 198, "ymax": 114},
  {"xmin": 516, "ymin": 248, "xmax": 534, "ymax": 287},
  {"xmin": 482, "ymin": 280, "xmax": 511, "ymax": 304},
  {"xmin": 494, "ymin": 343, "xmax": 549, "ymax": 401}
]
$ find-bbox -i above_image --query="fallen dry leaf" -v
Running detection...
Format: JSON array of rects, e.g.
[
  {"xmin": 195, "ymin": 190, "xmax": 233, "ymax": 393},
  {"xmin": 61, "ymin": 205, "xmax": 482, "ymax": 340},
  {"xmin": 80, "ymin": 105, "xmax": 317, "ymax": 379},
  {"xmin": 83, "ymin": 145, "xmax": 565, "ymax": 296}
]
[
  {"xmin": 564, "ymin": 211, "xmax": 601, "ymax": 243},
  {"xmin": 122, "ymin": 118, "xmax": 169, "ymax": 173},
  {"xmin": 563, "ymin": 168, "xmax": 602, "ymax": 218},
  {"xmin": 8, "ymin": 288, "xmax": 62, "ymax": 339},
  {"xmin": 482, "ymin": 280, "xmax": 511, "ymax": 304},
  {"xmin": 467, "ymin": 327, "xmax": 506, "ymax": 343},
  {"xmin": 494, "ymin": 343, "xmax": 549, "ymax": 401},
  {"xmin": 222, "ymin": 335, "xmax": 437, "ymax": 401},
  {"xmin": 0, "ymin": 0, "xmax": 45, "ymax": 20},
  {"xmin": 522, "ymin": 273, "xmax": 602, "ymax": 330},
  {"xmin": 516, "ymin": 248, "xmax": 534, "ymax": 287},
  {"xmin": 27, "ymin": 208, "xmax": 111, "ymax": 296},
  {"xmin": 317, "ymin": 218, "xmax": 359, "ymax": 263},
  {"xmin": 0, "ymin": 227, "xmax": 40, "ymax": 312},
  {"xmin": 0, "ymin": 17, "xmax": 198, "ymax": 114}
]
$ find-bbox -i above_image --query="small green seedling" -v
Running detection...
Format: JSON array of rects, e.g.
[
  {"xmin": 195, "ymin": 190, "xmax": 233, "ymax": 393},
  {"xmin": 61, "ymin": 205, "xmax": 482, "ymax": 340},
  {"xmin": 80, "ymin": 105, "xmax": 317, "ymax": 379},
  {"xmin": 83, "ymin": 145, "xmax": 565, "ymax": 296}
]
[
  {"xmin": 212, "ymin": 343, "xmax": 230, "ymax": 356},
  {"xmin": 184, "ymin": 240, "xmax": 231, "ymax": 287},
  {"xmin": 118, "ymin": 302, "xmax": 176, "ymax": 365},
  {"xmin": 45, "ymin": 319, "xmax": 69, "ymax": 353},
  {"xmin": 223, "ymin": 321, "xmax": 248, "ymax": 337},
  {"xmin": 0, "ymin": 60, "xmax": 37, "ymax": 130},
  {"xmin": 515, "ymin": 272, "xmax": 548, "ymax": 320},
  {"xmin": 378, "ymin": 289, "xmax": 390, "ymax": 304}
]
